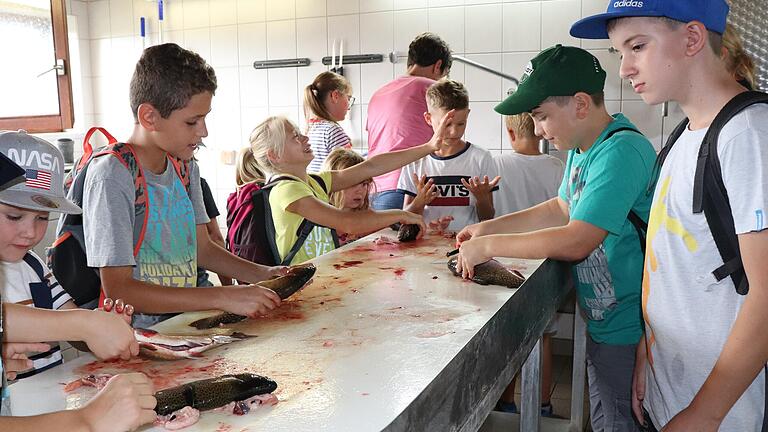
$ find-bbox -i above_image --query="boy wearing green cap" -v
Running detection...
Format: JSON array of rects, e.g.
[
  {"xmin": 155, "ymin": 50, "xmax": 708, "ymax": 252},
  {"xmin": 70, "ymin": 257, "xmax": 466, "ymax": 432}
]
[
  {"xmin": 455, "ymin": 44, "xmax": 656, "ymax": 431},
  {"xmin": 572, "ymin": 1, "xmax": 768, "ymax": 431}
]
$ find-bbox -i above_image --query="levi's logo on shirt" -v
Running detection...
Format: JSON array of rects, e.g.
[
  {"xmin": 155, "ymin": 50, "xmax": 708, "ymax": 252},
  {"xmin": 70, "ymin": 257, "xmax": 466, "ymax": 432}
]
[{"xmin": 427, "ymin": 175, "xmax": 471, "ymax": 206}]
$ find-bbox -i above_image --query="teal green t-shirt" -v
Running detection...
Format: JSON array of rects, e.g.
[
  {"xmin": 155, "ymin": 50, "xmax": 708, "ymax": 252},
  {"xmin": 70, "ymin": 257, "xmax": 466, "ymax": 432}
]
[{"xmin": 558, "ymin": 114, "xmax": 657, "ymax": 345}]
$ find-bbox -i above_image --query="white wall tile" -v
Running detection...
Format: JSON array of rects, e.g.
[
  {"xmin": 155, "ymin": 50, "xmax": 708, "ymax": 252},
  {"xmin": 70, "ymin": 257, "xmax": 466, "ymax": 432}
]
[
  {"xmin": 210, "ymin": 0, "xmax": 238, "ymax": 26},
  {"xmin": 268, "ymin": 69, "xmax": 299, "ymax": 106},
  {"xmin": 88, "ymin": 1, "xmax": 111, "ymax": 39},
  {"xmin": 71, "ymin": 0, "xmax": 90, "ymax": 39},
  {"xmin": 502, "ymin": 2, "xmax": 541, "ymax": 52},
  {"xmin": 428, "ymin": 0, "xmax": 461, "ymax": 6},
  {"xmin": 465, "ymin": 4, "xmax": 502, "ymax": 53},
  {"xmin": 328, "ymin": 14, "xmax": 361, "ymax": 56},
  {"xmin": 604, "ymin": 100, "xmax": 621, "ymax": 116},
  {"xmin": 164, "ymin": 0, "xmax": 185, "ymax": 31},
  {"xmin": 394, "ymin": 0, "xmax": 426, "ymax": 9},
  {"xmin": 447, "ymin": 62, "xmax": 464, "ymax": 83},
  {"xmin": 89, "ymin": 38, "xmax": 112, "ymax": 77},
  {"xmin": 269, "ymin": 105, "xmax": 301, "ymax": 125},
  {"xmin": 240, "ymin": 67, "xmax": 269, "ymax": 107},
  {"xmin": 360, "ymin": 63, "xmax": 394, "ymax": 105},
  {"xmin": 297, "ymin": 18, "xmax": 328, "ymax": 59},
  {"xmin": 109, "ymin": 0, "xmax": 133, "ymax": 37},
  {"xmin": 360, "ymin": 12, "xmax": 393, "ymax": 54},
  {"xmin": 237, "ymin": 0, "xmax": 266, "ymax": 23},
  {"xmin": 132, "ymin": 0, "xmax": 154, "ymax": 36},
  {"xmin": 183, "ymin": 0, "xmax": 210, "ymax": 29},
  {"xmin": 502, "ymin": 51, "xmax": 536, "ymax": 91},
  {"xmin": 464, "ymin": 54, "xmax": 503, "ymax": 102},
  {"xmin": 359, "ymin": 102, "xmax": 369, "ymax": 150},
  {"xmin": 184, "ymin": 28, "xmax": 211, "ymax": 62},
  {"xmin": 296, "ymin": 0, "xmax": 326, "ymax": 18},
  {"xmin": 266, "ymin": 20, "xmax": 297, "ymax": 59},
  {"xmin": 465, "ymin": 0, "xmax": 498, "ymax": 4},
  {"xmin": 241, "ymin": 106, "xmax": 270, "ymax": 143},
  {"xmin": 621, "ymin": 100, "xmax": 662, "ymax": 149},
  {"xmin": 210, "ymin": 25, "xmax": 239, "ymax": 67},
  {"xmin": 266, "ymin": 0, "xmax": 296, "ymax": 20},
  {"xmin": 111, "ymin": 36, "xmax": 141, "ymax": 73},
  {"xmin": 428, "ymin": 6, "xmax": 464, "ymax": 54},
  {"xmin": 361, "ymin": 0, "xmax": 393, "ymax": 13},
  {"xmin": 466, "ymin": 102, "xmax": 502, "ymax": 151},
  {"xmin": 393, "ymin": 9, "xmax": 427, "ymax": 54},
  {"xmin": 328, "ymin": 0, "xmax": 359, "ymax": 16},
  {"xmin": 541, "ymin": 0, "xmax": 581, "ymax": 49},
  {"xmin": 590, "ymin": 49, "xmax": 621, "ymax": 101},
  {"xmin": 238, "ymin": 23, "xmax": 267, "ymax": 65}
]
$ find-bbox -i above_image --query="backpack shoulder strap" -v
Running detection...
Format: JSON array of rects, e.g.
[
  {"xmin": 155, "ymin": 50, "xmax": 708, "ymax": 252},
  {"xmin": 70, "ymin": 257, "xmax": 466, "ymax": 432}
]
[
  {"xmin": 168, "ymin": 157, "xmax": 191, "ymax": 194},
  {"xmin": 22, "ymin": 252, "xmax": 54, "ymax": 309},
  {"xmin": 95, "ymin": 143, "xmax": 149, "ymax": 257},
  {"xmin": 22, "ymin": 252, "xmax": 46, "ymax": 280},
  {"xmin": 308, "ymin": 173, "xmax": 329, "ymax": 193},
  {"xmin": 693, "ymin": 91, "xmax": 768, "ymax": 295}
]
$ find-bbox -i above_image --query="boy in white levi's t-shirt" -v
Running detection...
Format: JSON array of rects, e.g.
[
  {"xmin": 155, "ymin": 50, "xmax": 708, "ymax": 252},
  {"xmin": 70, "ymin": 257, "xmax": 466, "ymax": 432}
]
[{"xmin": 397, "ymin": 78, "xmax": 500, "ymax": 232}]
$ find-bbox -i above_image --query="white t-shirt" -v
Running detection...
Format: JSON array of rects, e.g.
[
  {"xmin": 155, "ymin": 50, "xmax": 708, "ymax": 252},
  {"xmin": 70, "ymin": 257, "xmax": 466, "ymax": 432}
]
[
  {"xmin": 1, "ymin": 251, "xmax": 72, "ymax": 379},
  {"xmin": 493, "ymin": 152, "xmax": 564, "ymax": 215},
  {"xmin": 644, "ymin": 104, "xmax": 768, "ymax": 430},
  {"xmin": 397, "ymin": 142, "xmax": 498, "ymax": 231}
]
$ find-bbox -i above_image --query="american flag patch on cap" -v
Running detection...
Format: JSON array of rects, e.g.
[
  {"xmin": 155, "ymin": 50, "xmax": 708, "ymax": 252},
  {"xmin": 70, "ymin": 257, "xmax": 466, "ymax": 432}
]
[{"xmin": 26, "ymin": 169, "xmax": 51, "ymax": 190}]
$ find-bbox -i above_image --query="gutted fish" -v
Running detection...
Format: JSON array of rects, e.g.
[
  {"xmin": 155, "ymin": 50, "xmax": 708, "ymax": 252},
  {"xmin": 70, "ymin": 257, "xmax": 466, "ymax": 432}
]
[
  {"xmin": 447, "ymin": 257, "xmax": 526, "ymax": 288},
  {"xmin": 397, "ymin": 224, "xmax": 421, "ymax": 242},
  {"xmin": 154, "ymin": 373, "xmax": 277, "ymax": 416},
  {"xmin": 134, "ymin": 328, "xmax": 249, "ymax": 360},
  {"xmin": 189, "ymin": 264, "xmax": 316, "ymax": 330}
]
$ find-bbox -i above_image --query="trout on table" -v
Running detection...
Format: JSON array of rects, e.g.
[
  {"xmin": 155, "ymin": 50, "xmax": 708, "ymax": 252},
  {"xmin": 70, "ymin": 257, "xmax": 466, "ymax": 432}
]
[
  {"xmin": 447, "ymin": 256, "xmax": 526, "ymax": 288},
  {"xmin": 189, "ymin": 263, "xmax": 316, "ymax": 330},
  {"xmin": 134, "ymin": 328, "xmax": 249, "ymax": 360},
  {"xmin": 397, "ymin": 224, "xmax": 421, "ymax": 242}
]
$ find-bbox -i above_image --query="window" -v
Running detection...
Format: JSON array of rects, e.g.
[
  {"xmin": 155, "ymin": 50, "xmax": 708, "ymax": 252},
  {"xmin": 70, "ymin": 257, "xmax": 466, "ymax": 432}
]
[{"xmin": 0, "ymin": 0, "xmax": 73, "ymax": 132}]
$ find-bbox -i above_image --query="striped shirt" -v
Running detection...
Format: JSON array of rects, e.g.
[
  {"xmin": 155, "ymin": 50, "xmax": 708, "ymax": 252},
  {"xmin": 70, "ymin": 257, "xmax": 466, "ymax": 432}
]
[
  {"xmin": 1, "ymin": 251, "xmax": 73, "ymax": 379},
  {"xmin": 307, "ymin": 119, "xmax": 351, "ymax": 173}
]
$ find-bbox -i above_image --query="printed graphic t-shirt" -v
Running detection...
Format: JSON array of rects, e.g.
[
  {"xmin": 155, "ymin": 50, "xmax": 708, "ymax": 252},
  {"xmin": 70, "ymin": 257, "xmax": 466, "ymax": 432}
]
[
  {"xmin": 397, "ymin": 142, "xmax": 498, "ymax": 231},
  {"xmin": 558, "ymin": 113, "xmax": 656, "ymax": 345},
  {"xmin": 643, "ymin": 105, "xmax": 768, "ymax": 430},
  {"xmin": 269, "ymin": 171, "xmax": 336, "ymax": 265},
  {"xmin": 83, "ymin": 155, "xmax": 209, "ymax": 328}
]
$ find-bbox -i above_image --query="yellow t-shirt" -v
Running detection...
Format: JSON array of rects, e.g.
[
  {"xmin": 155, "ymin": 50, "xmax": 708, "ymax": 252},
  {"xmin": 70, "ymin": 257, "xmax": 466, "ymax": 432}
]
[{"xmin": 269, "ymin": 172, "xmax": 337, "ymax": 265}]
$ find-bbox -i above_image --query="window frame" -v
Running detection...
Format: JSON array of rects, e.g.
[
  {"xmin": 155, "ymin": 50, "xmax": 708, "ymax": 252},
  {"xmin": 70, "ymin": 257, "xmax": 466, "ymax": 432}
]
[{"xmin": 0, "ymin": 0, "xmax": 74, "ymax": 133}]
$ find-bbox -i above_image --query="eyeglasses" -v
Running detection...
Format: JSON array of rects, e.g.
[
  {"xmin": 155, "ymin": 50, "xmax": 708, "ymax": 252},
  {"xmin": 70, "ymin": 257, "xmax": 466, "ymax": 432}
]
[{"xmin": 347, "ymin": 95, "xmax": 356, "ymax": 106}]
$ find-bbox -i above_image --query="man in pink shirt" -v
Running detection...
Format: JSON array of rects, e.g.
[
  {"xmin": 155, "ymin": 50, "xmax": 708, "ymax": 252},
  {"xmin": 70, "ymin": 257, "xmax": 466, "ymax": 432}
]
[{"xmin": 367, "ymin": 32, "xmax": 452, "ymax": 210}]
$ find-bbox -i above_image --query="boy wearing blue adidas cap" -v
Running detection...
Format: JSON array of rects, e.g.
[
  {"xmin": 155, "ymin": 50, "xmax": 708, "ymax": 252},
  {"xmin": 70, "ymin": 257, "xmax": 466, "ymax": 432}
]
[
  {"xmin": 572, "ymin": 1, "xmax": 768, "ymax": 431},
  {"xmin": 455, "ymin": 44, "xmax": 656, "ymax": 431}
]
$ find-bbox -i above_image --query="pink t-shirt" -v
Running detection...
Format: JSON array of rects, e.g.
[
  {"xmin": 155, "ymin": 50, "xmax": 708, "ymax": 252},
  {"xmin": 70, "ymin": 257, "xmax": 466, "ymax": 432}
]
[{"xmin": 366, "ymin": 75, "xmax": 435, "ymax": 192}]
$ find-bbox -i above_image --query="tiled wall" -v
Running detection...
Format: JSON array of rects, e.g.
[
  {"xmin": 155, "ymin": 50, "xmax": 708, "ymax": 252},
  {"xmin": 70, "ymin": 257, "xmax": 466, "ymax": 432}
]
[{"xmin": 73, "ymin": 0, "xmax": 682, "ymax": 214}]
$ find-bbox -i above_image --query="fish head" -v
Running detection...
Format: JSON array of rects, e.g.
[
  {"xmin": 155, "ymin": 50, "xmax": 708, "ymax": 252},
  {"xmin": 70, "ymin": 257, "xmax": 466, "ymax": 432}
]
[{"xmin": 229, "ymin": 373, "xmax": 278, "ymax": 399}]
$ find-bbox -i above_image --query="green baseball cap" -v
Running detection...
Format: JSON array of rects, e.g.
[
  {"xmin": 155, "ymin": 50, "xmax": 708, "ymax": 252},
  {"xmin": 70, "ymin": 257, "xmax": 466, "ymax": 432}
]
[{"xmin": 495, "ymin": 44, "xmax": 606, "ymax": 115}]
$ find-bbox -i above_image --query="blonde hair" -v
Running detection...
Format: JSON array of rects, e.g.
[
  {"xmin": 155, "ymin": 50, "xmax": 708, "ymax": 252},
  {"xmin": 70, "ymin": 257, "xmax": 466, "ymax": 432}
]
[
  {"xmin": 304, "ymin": 71, "xmax": 351, "ymax": 122},
  {"xmin": 722, "ymin": 24, "xmax": 757, "ymax": 90},
  {"xmin": 322, "ymin": 148, "xmax": 371, "ymax": 210},
  {"xmin": 249, "ymin": 116, "xmax": 297, "ymax": 174},
  {"xmin": 235, "ymin": 147, "xmax": 265, "ymax": 186},
  {"xmin": 505, "ymin": 113, "xmax": 536, "ymax": 139},
  {"xmin": 426, "ymin": 78, "xmax": 469, "ymax": 111}
]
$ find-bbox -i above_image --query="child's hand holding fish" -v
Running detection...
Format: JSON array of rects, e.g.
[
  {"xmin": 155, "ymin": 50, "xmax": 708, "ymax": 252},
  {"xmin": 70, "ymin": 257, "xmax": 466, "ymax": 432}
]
[
  {"xmin": 455, "ymin": 236, "xmax": 494, "ymax": 279},
  {"xmin": 77, "ymin": 373, "xmax": 156, "ymax": 432}
]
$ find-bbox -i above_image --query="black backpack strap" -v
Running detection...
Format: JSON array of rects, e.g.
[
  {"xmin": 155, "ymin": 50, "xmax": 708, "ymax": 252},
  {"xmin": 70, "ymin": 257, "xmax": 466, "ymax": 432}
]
[
  {"xmin": 23, "ymin": 253, "xmax": 54, "ymax": 309},
  {"xmin": 693, "ymin": 91, "xmax": 768, "ymax": 295},
  {"xmin": 601, "ymin": 126, "xmax": 651, "ymax": 253}
]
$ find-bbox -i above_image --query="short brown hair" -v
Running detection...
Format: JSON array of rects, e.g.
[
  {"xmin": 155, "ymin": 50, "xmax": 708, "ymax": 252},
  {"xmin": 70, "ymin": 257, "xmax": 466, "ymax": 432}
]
[
  {"xmin": 542, "ymin": 92, "xmax": 604, "ymax": 108},
  {"xmin": 130, "ymin": 43, "xmax": 217, "ymax": 120},
  {"xmin": 408, "ymin": 32, "xmax": 452, "ymax": 75},
  {"xmin": 426, "ymin": 78, "xmax": 469, "ymax": 111},
  {"xmin": 505, "ymin": 113, "xmax": 536, "ymax": 139}
]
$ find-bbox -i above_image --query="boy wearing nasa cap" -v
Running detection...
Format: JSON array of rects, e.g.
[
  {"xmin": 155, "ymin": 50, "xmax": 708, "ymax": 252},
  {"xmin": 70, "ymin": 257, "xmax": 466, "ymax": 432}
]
[
  {"xmin": 0, "ymin": 130, "xmax": 81, "ymax": 378},
  {"xmin": 455, "ymin": 45, "xmax": 656, "ymax": 431},
  {"xmin": 572, "ymin": 1, "xmax": 768, "ymax": 431}
]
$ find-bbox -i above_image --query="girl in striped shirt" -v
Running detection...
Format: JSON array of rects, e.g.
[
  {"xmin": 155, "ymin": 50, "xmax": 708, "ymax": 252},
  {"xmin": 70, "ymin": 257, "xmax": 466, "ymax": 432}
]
[{"xmin": 303, "ymin": 71, "xmax": 353, "ymax": 173}]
